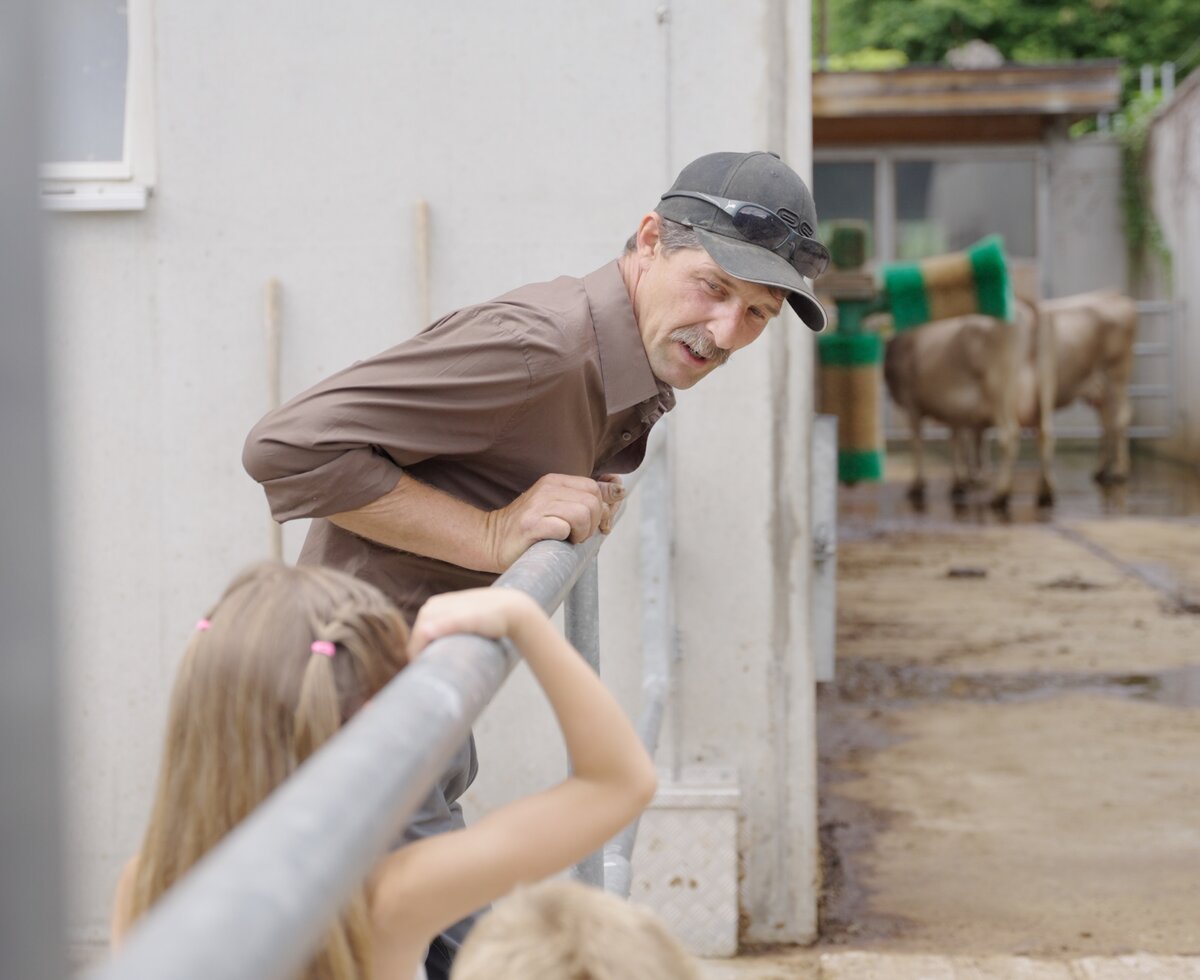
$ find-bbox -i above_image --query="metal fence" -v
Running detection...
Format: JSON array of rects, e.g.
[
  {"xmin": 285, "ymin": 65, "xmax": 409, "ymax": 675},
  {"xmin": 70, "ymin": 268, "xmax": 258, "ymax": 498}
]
[
  {"xmin": 882, "ymin": 299, "xmax": 1185, "ymax": 442},
  {"xmin": 85, "ymin": 431, "xmax": 673, "ymax": 980}
]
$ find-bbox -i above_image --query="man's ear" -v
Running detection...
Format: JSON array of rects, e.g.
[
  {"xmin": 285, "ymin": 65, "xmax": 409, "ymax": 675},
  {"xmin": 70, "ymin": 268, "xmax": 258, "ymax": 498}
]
[{"xmin": 635, "ymin": 212, "xmax": 663, "ymax": 264}]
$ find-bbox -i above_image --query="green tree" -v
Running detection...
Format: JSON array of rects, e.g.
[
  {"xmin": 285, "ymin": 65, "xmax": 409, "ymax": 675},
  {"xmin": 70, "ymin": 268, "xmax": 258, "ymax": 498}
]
[{"xmin": 818, "ymin": 0, "xmax": 1200, "ymax": 103}]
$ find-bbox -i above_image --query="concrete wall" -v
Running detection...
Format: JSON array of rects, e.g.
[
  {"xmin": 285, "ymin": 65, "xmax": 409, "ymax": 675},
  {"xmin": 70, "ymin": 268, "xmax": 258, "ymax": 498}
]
[
  {"xmin": 48, "ymin": 0, "xmax": 820, "ymax": 957},
  {"xmin": 1148, "ymin": 74, "xmax": 1200, "ymax": 464},
  {"xmin": 1046, "ymin": 130, "xmax": 1129, "ymax": 299},
  {"xmin": 1040, "ymin": 130, "xmax": 1137, "ymax": 437}
]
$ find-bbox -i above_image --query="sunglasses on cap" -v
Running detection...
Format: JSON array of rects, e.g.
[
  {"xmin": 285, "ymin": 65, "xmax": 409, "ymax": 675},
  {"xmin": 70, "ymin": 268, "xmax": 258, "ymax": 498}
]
[{"xmin": 660, "ymin": 189, "xmax": 831, "ymax": 280}]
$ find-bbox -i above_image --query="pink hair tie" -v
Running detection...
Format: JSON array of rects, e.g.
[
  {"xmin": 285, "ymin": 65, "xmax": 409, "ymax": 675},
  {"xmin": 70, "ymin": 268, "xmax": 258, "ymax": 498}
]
[
  {"xmin": 310, "ymin": 640, "xmax": 336, "ymax": 657},
  {"xmin": 195, "ymin": 619, "xmax": 211, "ymax": 632}
]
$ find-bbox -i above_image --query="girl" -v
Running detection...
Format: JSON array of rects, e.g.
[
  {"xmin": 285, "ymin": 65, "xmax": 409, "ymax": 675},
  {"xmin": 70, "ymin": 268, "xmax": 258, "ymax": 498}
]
[{"xmin": 110, "ymin": 561, "xmax": 657, "ymax": 980}]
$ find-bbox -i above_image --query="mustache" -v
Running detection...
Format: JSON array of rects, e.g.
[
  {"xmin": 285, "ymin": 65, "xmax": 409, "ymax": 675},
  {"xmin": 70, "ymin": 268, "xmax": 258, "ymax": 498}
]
[{"xmin": 670, "ymin": 325, "xmax": 732, "ymax": 366}]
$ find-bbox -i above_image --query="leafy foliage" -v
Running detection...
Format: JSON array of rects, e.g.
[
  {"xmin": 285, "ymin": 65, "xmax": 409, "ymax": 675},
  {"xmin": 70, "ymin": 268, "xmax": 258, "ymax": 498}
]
[
  {"xmin": 1114, "ymin": 92, "xmax": 1172, "ymax": 284},
  {"xmin": 813, "ymin": 0, "xmax": 1192, "ymax": 282},
  {"xmin": 818, "ymin": 0, "xmax": 1200, "ymax": 103},
  {"xmin": 823, "ymin": 47, "xmax": 909, "ymax": 71}
]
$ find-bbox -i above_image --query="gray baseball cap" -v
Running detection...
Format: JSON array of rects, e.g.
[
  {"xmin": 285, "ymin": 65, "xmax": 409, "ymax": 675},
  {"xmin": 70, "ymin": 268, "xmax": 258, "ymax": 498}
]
[{"xmin": 655, "ymin": 151, "xmax": 829, "ymax": 332}]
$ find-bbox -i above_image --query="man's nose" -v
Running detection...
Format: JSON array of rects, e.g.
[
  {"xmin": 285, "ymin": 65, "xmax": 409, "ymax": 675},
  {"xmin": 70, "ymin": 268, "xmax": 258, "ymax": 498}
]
[{"xmin": 708, "ymin": 306, "xmax": 745, "ymax": 350}]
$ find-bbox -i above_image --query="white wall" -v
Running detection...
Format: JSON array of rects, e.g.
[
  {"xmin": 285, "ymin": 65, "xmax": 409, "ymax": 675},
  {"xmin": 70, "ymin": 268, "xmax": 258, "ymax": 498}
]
[
  {"xmin": 48, "ymin": 0, "xmax": 820, "ymax": 957},
  {"xmin": 1148, "ymin": 74, "xmax": 1200, "ymax": 464},
  {"xmin": 1046, "ymin": 130, "xmax": 1128, "ymax": 298}
]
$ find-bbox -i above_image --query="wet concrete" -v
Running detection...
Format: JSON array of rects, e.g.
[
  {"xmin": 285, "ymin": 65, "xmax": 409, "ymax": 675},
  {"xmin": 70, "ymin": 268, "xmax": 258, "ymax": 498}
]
[
  {"xmin": 841, "ymin": 442, "xmax": 1200, "ymax": 533},
  {"xmin": 830, "ymin": 659, "xmax": 1200, "ymax": 710},
  {"xmin": 816, "ymin": 445, "xmax": 1200, "ymax": 959},
  {"xmin": 701, "ymin": 950, "xmax": 1200, "ymax": 978}
]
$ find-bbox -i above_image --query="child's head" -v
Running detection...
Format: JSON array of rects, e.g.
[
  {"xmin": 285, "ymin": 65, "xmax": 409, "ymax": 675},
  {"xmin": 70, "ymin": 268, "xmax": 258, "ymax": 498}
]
[
  {"xmin": 157, "ymin": 561, "xmax": 409, "ymax": 812},
  {"xmin": 131, "ymin": 562, "xmax": 409, "ymax": 976},
  {"xmin": 451, "ymin": 879, "xmax": 703, "ymax": 980}
]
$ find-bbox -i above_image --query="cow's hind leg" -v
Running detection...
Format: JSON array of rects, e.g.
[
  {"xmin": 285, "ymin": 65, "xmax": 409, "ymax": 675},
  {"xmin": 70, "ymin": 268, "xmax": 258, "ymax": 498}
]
[
  {"xmin": 990, "ymin": 413, "xmax": 1019, "ymax": 513},
  {"xmin": 967, "ymin": 428, "xmax": 988, "ymax": 488},
  {"xmin": 988, "ymin": 346, "xmax": 1020, "ymax": 513},
  {"xmin": 1036, "ymin": 422, "xmax": 1057, "ymax": 507},
  {"xmin": 949, "ymin": 428, "xmax": 971, "ymax": 503},
  {"xmin": 906, "ymin": 409, "xmax": 927, "ymax": 509},
  {"xmin": 1034, "ymin": 308, "xmax": 1057, "ymax": 508},
  {"xmin": 1095, "ymin": 370, "xmax": 1133, "ymax": 486}
]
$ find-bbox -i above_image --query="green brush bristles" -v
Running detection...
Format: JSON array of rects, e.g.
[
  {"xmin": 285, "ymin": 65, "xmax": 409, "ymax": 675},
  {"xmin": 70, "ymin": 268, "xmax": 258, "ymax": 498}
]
[{"xmin": 880, "ymin": 235, "xmax": 1013, "ymax": 331}]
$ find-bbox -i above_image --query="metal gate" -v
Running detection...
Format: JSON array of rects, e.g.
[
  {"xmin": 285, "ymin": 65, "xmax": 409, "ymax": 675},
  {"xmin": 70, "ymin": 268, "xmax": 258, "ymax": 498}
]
[{"xmin": 882, "ymin": 299, "xmax": 1183, "ymax": 442}]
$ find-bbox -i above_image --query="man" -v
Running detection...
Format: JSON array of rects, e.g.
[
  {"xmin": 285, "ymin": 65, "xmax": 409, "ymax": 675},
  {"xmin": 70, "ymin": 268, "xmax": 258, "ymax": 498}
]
[{"xmin": 242, "ymin": 149, "xmax": 827, "ymax": 976}]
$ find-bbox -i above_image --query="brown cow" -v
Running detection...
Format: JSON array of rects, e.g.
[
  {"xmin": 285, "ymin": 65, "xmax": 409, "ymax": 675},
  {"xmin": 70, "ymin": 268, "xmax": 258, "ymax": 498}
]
[
  {"xmin": 883, "ymin": 289, "xmax": 1138, "ymax": 510},
  {"xmin": 1037, "ymin": 290, "xmax": 1139, "ymax": 495}
]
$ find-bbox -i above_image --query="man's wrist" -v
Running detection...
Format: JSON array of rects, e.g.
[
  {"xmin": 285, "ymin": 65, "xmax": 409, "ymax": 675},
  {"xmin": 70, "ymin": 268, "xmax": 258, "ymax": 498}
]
[{"xmin": 477, "ymin": 506, "xmax": 508, "ymax": 575}]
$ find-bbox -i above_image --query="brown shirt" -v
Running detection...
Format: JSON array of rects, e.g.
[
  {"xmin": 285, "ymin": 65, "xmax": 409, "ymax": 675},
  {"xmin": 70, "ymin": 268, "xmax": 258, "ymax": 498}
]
[{"xmin": 243, "ymin": 260, "xmax": 675, "ymax": 620}]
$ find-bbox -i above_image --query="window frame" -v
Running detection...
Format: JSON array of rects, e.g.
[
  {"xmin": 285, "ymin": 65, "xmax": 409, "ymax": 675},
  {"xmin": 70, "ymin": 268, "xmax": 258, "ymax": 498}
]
[
  {"xmin": 39, "ymin": 0, "xmax": 156, "ymax": 212},
  {"xmin": 814, "ymin": 143, "xmax": 1050, "ymax": 289}
]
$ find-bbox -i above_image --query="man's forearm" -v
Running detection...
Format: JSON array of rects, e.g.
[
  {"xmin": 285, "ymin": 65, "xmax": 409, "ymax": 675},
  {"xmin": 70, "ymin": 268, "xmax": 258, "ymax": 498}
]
[{"xmin": 328, "ymin": 474, "xmax": 502, "ymax": 574}]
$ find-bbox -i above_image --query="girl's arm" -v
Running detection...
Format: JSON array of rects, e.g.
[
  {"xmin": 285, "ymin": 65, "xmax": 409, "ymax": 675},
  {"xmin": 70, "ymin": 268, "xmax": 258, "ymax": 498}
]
[{"xmin": 368, "ymin": 587, "xmax": 657, "ymax": 947}]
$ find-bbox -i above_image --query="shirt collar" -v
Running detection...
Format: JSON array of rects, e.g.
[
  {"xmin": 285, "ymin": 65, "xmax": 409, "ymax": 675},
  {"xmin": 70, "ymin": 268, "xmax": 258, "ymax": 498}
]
[{"xmin": 584, "ymin": 260, "xmax": 663, "ymax": 416}]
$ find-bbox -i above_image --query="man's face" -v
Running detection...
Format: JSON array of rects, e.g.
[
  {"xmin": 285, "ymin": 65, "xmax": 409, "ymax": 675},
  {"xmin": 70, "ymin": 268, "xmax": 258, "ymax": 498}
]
[{"xmin": 633, "ymin": 237, "xmax": 784, "ymax": 390}]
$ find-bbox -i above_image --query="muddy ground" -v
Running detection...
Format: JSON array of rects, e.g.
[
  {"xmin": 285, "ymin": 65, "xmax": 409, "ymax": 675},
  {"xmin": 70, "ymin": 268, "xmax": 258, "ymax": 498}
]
[{"xmin": 818, "ymin": 446, "xmax": 1200, "ymax": 958}]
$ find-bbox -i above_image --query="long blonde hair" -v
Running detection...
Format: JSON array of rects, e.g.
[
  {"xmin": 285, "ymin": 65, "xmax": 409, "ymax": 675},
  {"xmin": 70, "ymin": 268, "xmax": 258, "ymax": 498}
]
[
  {"xmin": 129, "ymin": 562, "xmax": 410, "ymax": 980},
  {"xmin": 451, "ymin": 879, "xmax": 702, "ymax": 980}
]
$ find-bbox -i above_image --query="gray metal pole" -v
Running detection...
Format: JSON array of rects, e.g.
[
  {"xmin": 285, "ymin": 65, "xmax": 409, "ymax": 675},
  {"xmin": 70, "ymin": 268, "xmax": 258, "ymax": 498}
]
[
  {"xmin": 566, "ymin": 432, "xmax": 668, "ymax": 890},
  {"xmin": 90, "ymin": 632, "xmax": 522, "ymax": 980},
  {"xmin": 811, "ymin": 415, "xmax": 839, "ymax": 683},
  {"xmin": 565, "ymin": 558, "xmax": 605, "ymax": 887},
  {"xmin": 604, "ymin": 436, "xmax": 675, "ymax": 896},
  {"xmin": 0, "ymin": 3, "xmax": 68, "ymax": 979},
  {"xmin": 634, "ymin": 432, "xmax": 674, "ymax": 763},
  {"xmin": 565, "ymin": 560, "xmax": 601, "ymax": 674},
  {"xmin": 89, "ymin": 457, "xmax": 659, "ymax": 980}
]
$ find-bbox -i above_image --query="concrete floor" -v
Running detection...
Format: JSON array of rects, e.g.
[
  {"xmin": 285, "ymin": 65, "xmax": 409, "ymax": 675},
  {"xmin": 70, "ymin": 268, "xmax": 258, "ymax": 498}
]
[
  {"xmin": 841, "ymin": 440, "xmax": 1200, "ymax": 530},
  {"xmin": 76, "ymin": 445, "xmax": 1200, "ymax": 980},
  {"xmin": 746, "ymin": 443, "xmax": 1200, "ymax": 980},
  {"xmin": 702, "ymin": 950, "xmax": 1200, "ymax": 978}
]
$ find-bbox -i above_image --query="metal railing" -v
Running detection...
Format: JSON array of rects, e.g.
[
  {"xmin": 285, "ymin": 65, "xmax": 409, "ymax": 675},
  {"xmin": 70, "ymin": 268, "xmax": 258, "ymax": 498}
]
[
  {"xmin": 882, "ymin": 299, "xmax": 1185, "ymax": 443},
  {"xmin": 86, "ymin": 430, "xmax": 673, "ymax": 980}
]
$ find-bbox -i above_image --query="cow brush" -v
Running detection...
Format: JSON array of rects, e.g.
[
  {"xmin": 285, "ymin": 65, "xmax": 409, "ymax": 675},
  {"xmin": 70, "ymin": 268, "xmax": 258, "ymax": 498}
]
[
  {"xmin": 881, "ymin": 234, "xmax": 1014, "ymax": 331},
  {"xmin": 813, "ymin": 227, "xmax": 1018, "ymax": 485},
  {"xmin": 814, "ymin": 221, "xmax": 886, "ymax": 485}
]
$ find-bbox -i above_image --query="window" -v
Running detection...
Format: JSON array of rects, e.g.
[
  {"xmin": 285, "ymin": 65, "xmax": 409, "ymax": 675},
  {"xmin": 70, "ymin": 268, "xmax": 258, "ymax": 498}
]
[
  {"xmin": 815, "ymin": 149, "xmax": 1040, "ymax": 269},
  {"xmin": 40, "ymin": 0, "xmax": 155, "ymax": 211},
  {"xmin": 813, "ymin": 161, "xmax": 876, "ymax": 261},
  {"xmin": 894, "ymin": 159, "xmax": 1035, "ymax": 261}
]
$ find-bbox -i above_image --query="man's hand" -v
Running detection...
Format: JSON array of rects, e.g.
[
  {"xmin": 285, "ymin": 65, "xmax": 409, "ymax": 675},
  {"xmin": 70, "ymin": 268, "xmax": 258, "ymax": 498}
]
[{"xmin": 484, "ymin": 473, "xmax": 625, "ymax": 571}]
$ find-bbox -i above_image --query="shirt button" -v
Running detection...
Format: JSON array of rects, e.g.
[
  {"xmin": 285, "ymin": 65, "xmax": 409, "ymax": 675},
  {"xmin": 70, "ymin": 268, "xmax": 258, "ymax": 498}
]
[{"xmin": 621, "ymin": 431, "xmax": 633, "ymax": 442}]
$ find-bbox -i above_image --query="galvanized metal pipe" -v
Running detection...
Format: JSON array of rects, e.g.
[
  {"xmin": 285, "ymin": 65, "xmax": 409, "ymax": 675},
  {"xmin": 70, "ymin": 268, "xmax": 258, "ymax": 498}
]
[
  {"xmin": 605, "ymin": 431, "xmax": 675, "ymax": 897},
  {"xmin": 566, "ymin": 558, "xmax": 604, "ymax": 886},
  {"xmin": 89, "ymin": 436, "xmax": 664, "ymax": 980},
  {"xmin": 570, "ymin": 431, "xmax": 669, "ymax": 890},
  {"xmin": 811, "ymin": 415, "xmax": 839, "ymax": 683},
  {"xmin": 87, "ymin": 628, "xmax": 521, "ymax": 980},
  {"xmin": 634, "ymin": 432, "xmax": 674, "ymax": 763}
]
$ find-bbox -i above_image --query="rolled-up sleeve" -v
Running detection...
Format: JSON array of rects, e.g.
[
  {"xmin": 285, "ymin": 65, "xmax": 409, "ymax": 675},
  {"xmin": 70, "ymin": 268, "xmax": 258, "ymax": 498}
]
[{"xmin": 243, "ymin": 307, "xmax": 535, "ymax": 522}]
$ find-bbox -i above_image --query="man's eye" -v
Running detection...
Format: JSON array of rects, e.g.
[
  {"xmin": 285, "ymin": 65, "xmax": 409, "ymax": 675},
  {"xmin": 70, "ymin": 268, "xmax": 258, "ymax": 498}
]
[{"xmin": 749, "ymin": 307, "xmax": 766, "ymax": 321}]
